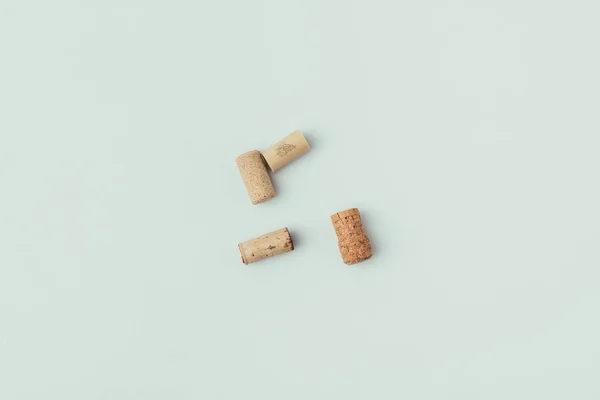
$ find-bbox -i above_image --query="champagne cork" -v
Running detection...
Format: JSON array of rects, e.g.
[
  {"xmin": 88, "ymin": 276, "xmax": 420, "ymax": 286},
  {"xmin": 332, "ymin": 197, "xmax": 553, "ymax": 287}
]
[
  {"xmin": 238, "ymin": 227, "xmax": 294, "ymax": 265},
  {"xmin": 236, "ymin": 150, "xmax": 276, "ymax": 205},
  {"xmin": 261, "ymin": 130, "xmax": 310, "ymax": 172},
  {"xmin": 331, "ymin": 208, "xmax": 373, "ymax": 265}
]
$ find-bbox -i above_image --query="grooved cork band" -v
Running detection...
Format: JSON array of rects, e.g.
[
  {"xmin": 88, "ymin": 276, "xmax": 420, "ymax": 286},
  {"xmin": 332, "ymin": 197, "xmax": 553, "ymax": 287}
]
[
  {"xmin": 236, "ymin": 150, "xmax": 276, "ymax": 205},
  {"xmin": 238, "ymin": 228, "xmax": 294, "ymax": 265},
  {"xmin": 261, "ymin": 130, "xmax": 310, "ymax": 172},
  {"xmin": 331, "ymin": 208, "xmax": 373, "ymax": 265}
]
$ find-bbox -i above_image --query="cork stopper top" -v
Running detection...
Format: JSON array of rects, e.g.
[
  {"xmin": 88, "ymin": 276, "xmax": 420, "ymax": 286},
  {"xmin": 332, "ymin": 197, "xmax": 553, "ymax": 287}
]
[{"xmin": 331, "ymin": 208, "xmax": 360, "ymax": 223}]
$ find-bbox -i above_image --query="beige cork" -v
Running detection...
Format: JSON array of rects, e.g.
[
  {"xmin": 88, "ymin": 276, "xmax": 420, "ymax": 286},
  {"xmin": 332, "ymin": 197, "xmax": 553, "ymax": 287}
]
[
  {"xmin": 236, "ymin": 150, "xmax": 276, "ymax": 205},
  {"xmin": 261, "ymin": 130, "xmax": 310, "ymax": 172},
  {"xmin": 331, "ymin": 208, "xmax": 373, "ymax": 265},
  {"xmin": 238, "ymin": 227, "xmax": 294, "ymax": 265}
]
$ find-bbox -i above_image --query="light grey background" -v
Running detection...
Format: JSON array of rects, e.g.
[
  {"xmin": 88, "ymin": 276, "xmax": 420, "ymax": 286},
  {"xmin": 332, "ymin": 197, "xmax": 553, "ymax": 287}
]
[{"xmin": 1, "ymin": 1, "xmax": 599, "ymax": 399}]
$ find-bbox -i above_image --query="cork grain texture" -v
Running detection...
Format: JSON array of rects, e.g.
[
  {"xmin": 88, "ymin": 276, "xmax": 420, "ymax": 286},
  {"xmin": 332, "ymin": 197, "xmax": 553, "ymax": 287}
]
[
  {"xmin": 236, "ymin": 150, "xmax": 276, "ymax": 205},
  {"xmin": 331, "ymin": 208, "xmax": 373, "ymax": 265}
]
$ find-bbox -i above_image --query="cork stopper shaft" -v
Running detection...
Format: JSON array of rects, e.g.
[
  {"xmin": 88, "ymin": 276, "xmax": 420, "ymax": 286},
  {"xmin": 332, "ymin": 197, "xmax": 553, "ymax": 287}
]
[
  {"xmin": 238, "ymin": 228, "xmax": 294, "ymax": 265},
  {"xmin": 262, "ymin": 130, "xmax": 310, "ymax": 172},
  {"xmin": 236, "ymin": 150, "xmax": 276, "ymax": 205},
  {"xmin": 331, "ymin": 208, "xmax": 373, "ymax": 265}
]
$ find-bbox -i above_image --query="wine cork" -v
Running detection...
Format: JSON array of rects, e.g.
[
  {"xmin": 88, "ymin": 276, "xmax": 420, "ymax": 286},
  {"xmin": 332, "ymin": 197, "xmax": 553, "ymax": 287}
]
[
  {"xmin": 261, "ymin": 130, "xmax": 310, "ymax": 172},
  {"xmin": 238, "ymin": 228, "xmax": 294, "ymax": 265},
  {"xmin": 331, "ymin": 208, "xmax": 373, "ymax": 265},
  {"xmin": 236, "ymin": 150, "xmax": 276, "ymax": 205}
]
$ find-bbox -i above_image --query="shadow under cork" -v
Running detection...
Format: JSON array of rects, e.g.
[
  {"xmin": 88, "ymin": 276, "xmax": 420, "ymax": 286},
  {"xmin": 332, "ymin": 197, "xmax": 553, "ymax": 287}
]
[
  {"xmin": 288, "ymin": 227, "xmax": 303, "ymax": 251},
  {"xmin": 302, "ymin": 131, "xmax": 317, "ymax": 150},
  {"xmin": 258, "ymin": 152, "xmax": 280, "ymax": 199},
  {"xmin": 268, "ymin": 169, "xmax": 280, "ymax": 196}
]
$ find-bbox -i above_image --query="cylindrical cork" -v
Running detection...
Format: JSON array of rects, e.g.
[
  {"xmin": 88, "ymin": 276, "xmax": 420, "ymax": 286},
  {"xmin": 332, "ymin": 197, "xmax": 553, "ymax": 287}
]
[
  {"xmin": 236, "ymin": 150, "xmax": 276, "ymax": 205},
  {"xmin": 261, "ymin": 130, "xmax": 310, "ymax": 172},
  {"xmin": 238, "ymin": 227, "xmax": 294, "ymax": 265},
  {"xmin": 331, "ymin": 208, "xmax": 373, "ymax": 265}
]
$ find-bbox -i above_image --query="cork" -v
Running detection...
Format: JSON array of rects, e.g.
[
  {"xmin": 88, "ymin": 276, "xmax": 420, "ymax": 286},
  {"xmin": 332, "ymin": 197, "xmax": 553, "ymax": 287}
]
[
  {"xmin": 331, "ymin": 208, "xmax": 373, "ymax": 265},
  {"xmin": 261, "ymin": 130, "xmax": 310, "ymax": 172},
  {"xmin": 238, "ymin": 227, "xmax": 294, "ymax": 265},
  {"xmin": 236, "ymin": 150, "xmax": 276, "ymax": 205}
]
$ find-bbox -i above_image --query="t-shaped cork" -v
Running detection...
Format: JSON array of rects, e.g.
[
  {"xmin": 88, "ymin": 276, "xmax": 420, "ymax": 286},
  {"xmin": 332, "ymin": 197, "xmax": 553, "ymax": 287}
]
[{"xmin": 331, "ymin": 208, "xmax": 373, "ymax": 265}]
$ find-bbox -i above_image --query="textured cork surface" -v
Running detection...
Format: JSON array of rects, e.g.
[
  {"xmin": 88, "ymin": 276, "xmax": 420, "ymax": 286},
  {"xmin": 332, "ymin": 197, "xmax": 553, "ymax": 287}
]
[
  {"xmin": 238, "ymin": 227, "xmax": 294, "ymax": 265},
  {"xmin": 236, "ymin": 150, "xmax": 276, "ymax": 205},
  {"xmin": 331, "ymin": 208, "xmax": 373, "ymax": 265},
  {"xmin": 262, "ymin": 130, "xmax": 310, "ymax": 172}
]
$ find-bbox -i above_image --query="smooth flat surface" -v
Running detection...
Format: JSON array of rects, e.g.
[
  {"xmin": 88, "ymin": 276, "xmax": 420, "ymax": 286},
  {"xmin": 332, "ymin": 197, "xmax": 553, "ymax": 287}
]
[{"xmin": 1, "ymin": 1, "xmax": 599, "ymax": 399}]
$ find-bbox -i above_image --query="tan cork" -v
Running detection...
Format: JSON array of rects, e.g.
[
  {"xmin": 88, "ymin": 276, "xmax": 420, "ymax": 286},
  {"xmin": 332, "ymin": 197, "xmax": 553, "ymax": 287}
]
[
  {"xmin": 238, "ymin": 227, "xmax": 294, "ymax": 265},
  {"xmin": 261, "ymin": 130, "xmax": 310, "ymax": 172},
  {"xmin": 331, "ymin": 208, "xmax": 373, "ymax": 265},
  {"xmin": 236, "ymin": 150, "xmax": 276, "ymax": 205}
]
